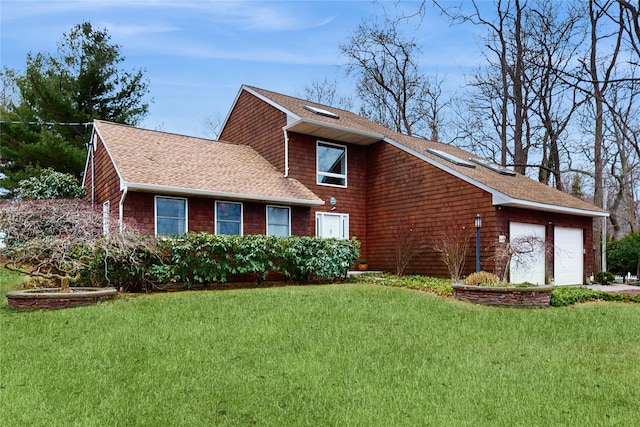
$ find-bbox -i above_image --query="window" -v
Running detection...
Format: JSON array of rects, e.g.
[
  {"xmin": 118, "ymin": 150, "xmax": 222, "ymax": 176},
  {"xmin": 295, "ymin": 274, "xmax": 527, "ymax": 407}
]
[
  {"xmin": 267, "ymin": 206, "xmax": 291, "ymax": 237},
  {"xmin": 216, "ymin": 201, "xmax": 242, "ymax": 235},
  {"xmin": 155, "ymin": 197, "xmax": 187, "ymax": 236},
  {"xmin": 316, "ymin": 212, "xmax": 349, "ymax": 240},
  {"xmin": 317, "ymin": 141, "xmax": 347, "ymax": 187}
]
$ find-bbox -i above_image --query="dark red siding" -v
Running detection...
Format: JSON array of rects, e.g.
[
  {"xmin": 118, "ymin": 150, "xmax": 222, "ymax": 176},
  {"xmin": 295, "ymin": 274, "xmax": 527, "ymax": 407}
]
[
  {"xmin": 84, "ymin": 133, "xmax": 121, "ymax": 220},
  {"xmin": 121, "ymin": 192, "xmax": 310, "ymax": 237},
  {"xmin": 286, "ymin": 132, "xmax": 368, "ymax": 246},
  {"xmin": 365, "ymin": 141, "xmax": 496, "ymax": 276},
  {"xmin": 219, "ymin": 90, "xmax": 287, "ymax": 172}
]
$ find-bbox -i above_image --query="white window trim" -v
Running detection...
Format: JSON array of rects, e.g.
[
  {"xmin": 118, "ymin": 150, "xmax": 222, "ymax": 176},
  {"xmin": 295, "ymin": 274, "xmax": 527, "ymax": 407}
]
[
  {"xmin": 215, "ymin": 201, "xmax": 244, "ymax": 236},
  {"xmin": 154, "ymin": 196, "xmax": 188, "ymax": 236},
  {"xmin": 316, "ymin": 140, "xmax": 347, "ymax": 188},
  {"xmin": 266, "ymin": 205, "xmax": 291, "ymax": 237},
  {"xmin": 315, "ymin": 212, "xmax": 349, "ymax": 240}
]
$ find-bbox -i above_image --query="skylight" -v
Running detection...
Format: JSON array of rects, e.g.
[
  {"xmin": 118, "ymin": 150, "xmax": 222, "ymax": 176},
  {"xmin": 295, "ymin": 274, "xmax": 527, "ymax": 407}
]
[
  {"xmin": 304, "ymin": 105, "xmax": 340, "ymax": 120},
  {"xmin": 469, "ymin": 158, "xmax": 517, "ymax": 176},
  {"xmin": 426, "ymin": 148, "xmax": 476, "ymax": 168}
]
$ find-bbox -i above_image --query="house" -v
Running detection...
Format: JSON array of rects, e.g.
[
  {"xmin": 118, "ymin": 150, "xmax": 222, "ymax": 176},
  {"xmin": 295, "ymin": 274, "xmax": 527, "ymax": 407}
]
[{"xmin": 83, "ymin": 85, "xmax": 608, "ymax": 285}]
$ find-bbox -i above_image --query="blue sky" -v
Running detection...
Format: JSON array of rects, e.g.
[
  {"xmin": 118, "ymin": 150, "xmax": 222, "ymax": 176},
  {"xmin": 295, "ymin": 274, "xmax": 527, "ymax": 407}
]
[{"xmin": 1, "ymin": 0, "xmax": 483, "ymax": 138}]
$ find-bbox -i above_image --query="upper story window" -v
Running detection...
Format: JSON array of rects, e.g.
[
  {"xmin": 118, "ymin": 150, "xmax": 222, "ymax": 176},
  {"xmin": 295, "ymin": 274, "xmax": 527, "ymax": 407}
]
[
  {"xmin": 156, "ymin": 196, "xmax": 187, "ymax": 236},
  {"xmin": 216, "ymin": 201, "xmax": 242, "ymax": 235},
  {"xmin": 267, "ymin": 205, "xmax": 291, "ymax": 237},
  {"xmin": 317, "ymin": 141, "xmax": 347, "ymax": 187}
]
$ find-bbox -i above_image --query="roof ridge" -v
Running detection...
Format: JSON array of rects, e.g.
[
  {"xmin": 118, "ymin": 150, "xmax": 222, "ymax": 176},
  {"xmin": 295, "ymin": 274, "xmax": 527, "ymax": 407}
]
[{"xmin": 94, "ymin": 119, "xmax": 218, "ymax": 143}]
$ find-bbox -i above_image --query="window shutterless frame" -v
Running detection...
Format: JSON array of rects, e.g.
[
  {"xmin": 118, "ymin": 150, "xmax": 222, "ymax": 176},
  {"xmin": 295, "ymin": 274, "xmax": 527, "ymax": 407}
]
[
  {"xmin": 155, "ymin": 196, "xmax": 188, "ymax": 236},
  {"xmin": 266, "ymin": 205, "xmax": 291, "ymax": 237},
  {"xmin": 316, "ymin": 141, "xmax": 347, "ymax": 188},
  {"xmin": 215, "ymin": 201, "xmax": 243, "ymax": 235}
]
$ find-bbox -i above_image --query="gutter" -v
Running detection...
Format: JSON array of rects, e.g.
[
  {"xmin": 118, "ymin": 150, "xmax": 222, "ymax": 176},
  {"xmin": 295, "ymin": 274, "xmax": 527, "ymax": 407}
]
[
  {"xmin": 283, "ymin": 128, "xmax": 290, "ymax": 177},
  {"xmin": 123, "ymin": 182, "xmax": 324, "ymax": 207}
]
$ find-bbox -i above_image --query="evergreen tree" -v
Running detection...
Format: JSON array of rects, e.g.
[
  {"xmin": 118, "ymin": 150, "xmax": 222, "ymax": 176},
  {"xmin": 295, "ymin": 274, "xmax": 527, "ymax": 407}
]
[{"xmin": 0, "ymin": 22, "xmax": 150, "ymax": 196}]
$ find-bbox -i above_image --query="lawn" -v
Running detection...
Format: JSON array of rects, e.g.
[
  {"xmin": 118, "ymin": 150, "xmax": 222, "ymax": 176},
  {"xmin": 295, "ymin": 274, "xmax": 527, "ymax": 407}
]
[{"xmin": 1, "ymin": 271, "xmax": 640, "ymax": 426}]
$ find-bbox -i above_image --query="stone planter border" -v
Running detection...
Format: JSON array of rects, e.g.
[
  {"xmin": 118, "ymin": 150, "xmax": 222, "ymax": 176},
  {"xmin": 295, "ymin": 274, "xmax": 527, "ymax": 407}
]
[
  {"xmin": 6, "ymin": 287, "xmax": 118, "ymax": 310},
  {"xmin": 452, "ymin": 283, "xmax": 553, "ymax": 307}
]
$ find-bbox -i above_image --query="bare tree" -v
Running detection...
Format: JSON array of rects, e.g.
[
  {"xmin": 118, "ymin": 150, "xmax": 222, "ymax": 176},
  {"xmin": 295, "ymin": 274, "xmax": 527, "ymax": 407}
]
[
  {"xmin": 202, "ymin": 113, "xmax": 223, "ymax": 140},
  {"xmin": 527, "ymin": 0, "xmax": 586, "ymax": 190},
  {"xmin": 300, "ymin": 78, "xmax": 354, "ymax": 111},
  {"xmin": 394, "ymin": 221, "xmax": 427, "ymax": 276},
  {"xmin": 445, "ymin": 0, "xmax": 534, "ymax": 173},
  {"xmin": 340, "ymin": 14, "xmax": 447, "ymax": 139},
  {"xmin": 492, "ymin": 234, "xmax": 552, "ymax": 283},
  {"xmin": 432, "ymin": 222, "xmax": 473, "ymax": 282},
  {"xmin": 604, "ymin": 74, "xmax": 640, "ymax": 237},
  {"xmin": 0, "ymin": 199, "xmax": 158, "ymax": 291}
]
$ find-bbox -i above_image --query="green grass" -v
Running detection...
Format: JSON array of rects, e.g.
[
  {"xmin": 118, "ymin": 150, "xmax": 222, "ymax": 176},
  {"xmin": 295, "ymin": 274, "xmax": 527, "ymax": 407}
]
[{"xmin": 2, "ymin": 274, "xmax": 640, "ymax": 426}]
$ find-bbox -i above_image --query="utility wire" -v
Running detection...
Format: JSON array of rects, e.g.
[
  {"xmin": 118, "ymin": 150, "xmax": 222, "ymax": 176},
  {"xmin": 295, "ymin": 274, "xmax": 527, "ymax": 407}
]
[{"xmin": 0, "ymin": 120, "xmax": 93, "ymax": 126}]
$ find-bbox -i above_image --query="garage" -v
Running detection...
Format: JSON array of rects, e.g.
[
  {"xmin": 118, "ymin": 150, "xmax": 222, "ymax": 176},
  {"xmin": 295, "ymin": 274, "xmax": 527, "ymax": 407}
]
[
  {"xmin": 509, "ymin": 222, "xmax": 546, "ymax": 285},
  {"xmin": 554, "ymin": 227, "xmax": 584, "ymax": 285}
]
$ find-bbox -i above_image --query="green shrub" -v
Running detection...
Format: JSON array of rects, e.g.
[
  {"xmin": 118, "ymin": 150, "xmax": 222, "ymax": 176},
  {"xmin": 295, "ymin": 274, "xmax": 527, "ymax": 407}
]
[
  {"xmin": 350, "ymin": 273, "xmax": 453, "ymax": 296},
  {"xmin": 594, "ymin": 271, "xmax": 615, "ymax": 285},
  {"xmin": 464, "ymin": 271, "xmax": 500, "ymax": 286},
  {"xmin": 607, "ymin": 233, "xmax": 640, "ymax": 275},
  {"xmin": 17, "ymin": 168, "xmax": 86, "ymax": 199},
  {"xmin": 551, "ymin": 286, "xmax": 640, "ymax": 306},
  {"xmin": 150, "ymin": 233, "xmax": 361, "ymax": 286}
]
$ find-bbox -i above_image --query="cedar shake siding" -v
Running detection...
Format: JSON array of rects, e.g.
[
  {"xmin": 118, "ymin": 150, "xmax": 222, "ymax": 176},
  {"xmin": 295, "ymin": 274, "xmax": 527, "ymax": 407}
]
[
  {"xmin": 286, "ymin": 132, "xmax": 368, "ymax": 250},
  {"xmin": 122, "ymin": 192, "xmax": 312, "ymax": 237},
  {"xmin": 219, "ymin": 90, "xmax": 288, "ymax": 173},
  {"xmin": 366, "ymin": 141, "xmax": 495, "ymax": 276},
  {"xmin": 84, "ymin": 132, "xmax": 121, "ymax": 220},
  {"xmin": 226, "ymin": 85, "xmax": 606, "ymax": 282}
]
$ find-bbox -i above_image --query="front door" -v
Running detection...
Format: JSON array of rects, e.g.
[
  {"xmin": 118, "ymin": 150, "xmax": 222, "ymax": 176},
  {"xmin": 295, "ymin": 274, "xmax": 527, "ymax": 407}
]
[{"xmin": 316, "ymin": 212, "xmax": 349, "ymax": 239}]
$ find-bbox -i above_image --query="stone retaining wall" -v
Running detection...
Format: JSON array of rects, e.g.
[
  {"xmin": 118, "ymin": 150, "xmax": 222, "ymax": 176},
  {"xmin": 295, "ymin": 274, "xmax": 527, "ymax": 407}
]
[
  {"xmin": 452, "ymin": 284, "xmax": 553, "ymax": 307},
  {"xmin": 6, "ymin": 288, "xmax": 117, "ymax": 310}
]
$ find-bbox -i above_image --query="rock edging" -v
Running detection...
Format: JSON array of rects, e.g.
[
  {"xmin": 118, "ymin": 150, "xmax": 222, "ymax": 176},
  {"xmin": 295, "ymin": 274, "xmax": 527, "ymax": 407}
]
[
  {"xmin": 452, "ymin": 283, "xmax": 553, "ymax": 307},
  {"xmin": 6, "ymin": 287, "xmax": 118, "ymax": 310}
]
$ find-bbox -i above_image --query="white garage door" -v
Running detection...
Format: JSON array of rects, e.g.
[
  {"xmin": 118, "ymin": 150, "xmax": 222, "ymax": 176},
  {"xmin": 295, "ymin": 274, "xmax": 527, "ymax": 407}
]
[
  {"xmin": 509, "ymin": 223, "xmax": 546, "ymax": 285},
  {"xmin": 554, "ymin": 227, "xmax": 584, "ymax": 286}
]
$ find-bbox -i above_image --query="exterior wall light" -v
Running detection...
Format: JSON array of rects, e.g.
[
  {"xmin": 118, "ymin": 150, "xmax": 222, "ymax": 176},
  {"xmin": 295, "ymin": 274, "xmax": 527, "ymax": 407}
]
[{"xmin": 475, "ymin": 214, "xmax": 482, "ymax": 272}]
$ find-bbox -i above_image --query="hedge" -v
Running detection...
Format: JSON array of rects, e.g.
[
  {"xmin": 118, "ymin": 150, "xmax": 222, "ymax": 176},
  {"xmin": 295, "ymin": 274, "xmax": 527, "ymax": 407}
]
[{"xmin": 149, "ymin": 233, "xmax": 361, "ymax": 287}]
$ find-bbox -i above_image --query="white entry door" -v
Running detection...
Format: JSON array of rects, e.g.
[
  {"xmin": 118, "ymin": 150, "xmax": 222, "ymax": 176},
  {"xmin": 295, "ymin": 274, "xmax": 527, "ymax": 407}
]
[
  {"xmin": 554, "ymin": 227, "xmax": 584, "ymax": 285},
  {"xmin": 509, "ymin": 222, "xmax": 546, "ymax": 285},
  {"xmin": 316, "ymin": 212, "xmax": 349, "ymax": 239}
]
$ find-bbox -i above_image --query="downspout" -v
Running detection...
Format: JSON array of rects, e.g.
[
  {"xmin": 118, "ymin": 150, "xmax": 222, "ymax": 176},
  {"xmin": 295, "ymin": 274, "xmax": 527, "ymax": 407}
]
[
  {"xmin": 119, "ymin": 186, "xmax": 128, "ymax": 232},
  {"xmin": 282, "ymin": 128, "xmax": 290, "ymax": 177},
  {"xmin": 90, "ymin": 135, "xmax": 95, "ymax": 208},
  {"xmin": 602, "ymin": 178, "xmax": 607, "ymax": 272}
]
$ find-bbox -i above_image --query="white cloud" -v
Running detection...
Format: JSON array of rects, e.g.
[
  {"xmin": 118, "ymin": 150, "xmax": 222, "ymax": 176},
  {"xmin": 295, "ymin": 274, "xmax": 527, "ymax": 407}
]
[{"xmin": 99, "ymin": 22, "xmax": 180, "ymax": 39}]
